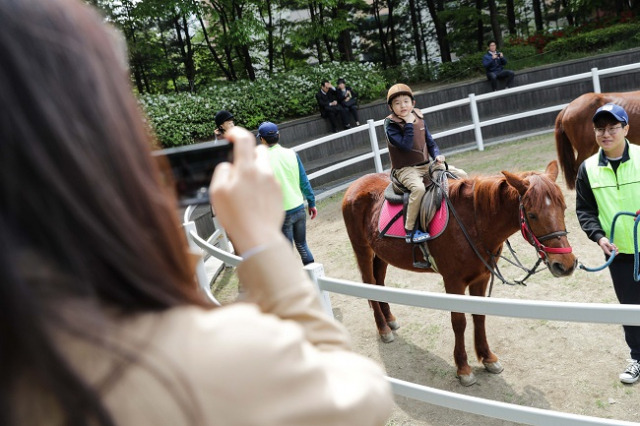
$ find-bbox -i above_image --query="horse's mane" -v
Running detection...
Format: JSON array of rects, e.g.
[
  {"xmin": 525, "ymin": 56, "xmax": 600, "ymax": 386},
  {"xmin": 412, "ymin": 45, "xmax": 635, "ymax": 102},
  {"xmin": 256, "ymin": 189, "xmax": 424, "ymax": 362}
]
[{"xmin": 448, "ymin": 171, "xmax": 565, "ymax": 215}]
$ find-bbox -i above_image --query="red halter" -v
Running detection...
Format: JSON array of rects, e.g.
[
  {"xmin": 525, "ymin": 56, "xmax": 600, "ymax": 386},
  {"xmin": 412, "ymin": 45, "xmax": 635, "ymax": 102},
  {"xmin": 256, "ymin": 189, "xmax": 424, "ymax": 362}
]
[{"xmin": 519, "ymin": 202, "xmax": 572, "ymax": 261}]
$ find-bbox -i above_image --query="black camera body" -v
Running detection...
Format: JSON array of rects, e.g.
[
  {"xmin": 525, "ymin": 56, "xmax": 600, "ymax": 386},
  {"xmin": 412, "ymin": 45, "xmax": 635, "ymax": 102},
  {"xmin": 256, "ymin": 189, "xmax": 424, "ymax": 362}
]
[{"xmin": 153, "ymin": 140, "xmax": 233, "ymax": 206}]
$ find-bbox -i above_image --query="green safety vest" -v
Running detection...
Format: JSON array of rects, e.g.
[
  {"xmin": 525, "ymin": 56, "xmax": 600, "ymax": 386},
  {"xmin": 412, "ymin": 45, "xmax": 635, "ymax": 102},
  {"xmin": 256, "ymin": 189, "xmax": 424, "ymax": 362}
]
[
  {"xmin": 267, "ymin": 144, "xmax": 304, "ymax": 211},
  {"xmin": 584, "ymin": 142, "xmax": 640, "ymax": 254}
]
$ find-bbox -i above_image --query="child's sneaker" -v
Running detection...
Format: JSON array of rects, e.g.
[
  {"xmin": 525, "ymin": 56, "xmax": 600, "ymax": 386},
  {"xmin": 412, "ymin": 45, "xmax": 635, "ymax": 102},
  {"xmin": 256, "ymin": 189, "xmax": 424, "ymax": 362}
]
[
  {"xmin": 405, "ymin": 229, "xmax": 430, "ymax": 244},
  {"xmin": 619, "ymin": 359, "xmax": 640, "ymax": 384}
]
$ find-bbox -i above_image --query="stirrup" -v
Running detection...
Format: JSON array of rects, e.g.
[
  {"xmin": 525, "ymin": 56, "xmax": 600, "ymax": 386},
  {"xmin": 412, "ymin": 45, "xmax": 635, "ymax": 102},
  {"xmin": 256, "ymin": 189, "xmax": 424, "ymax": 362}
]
[{"xmin": 412, "ymin": 245, "xmax": 431, "ymax": 269}]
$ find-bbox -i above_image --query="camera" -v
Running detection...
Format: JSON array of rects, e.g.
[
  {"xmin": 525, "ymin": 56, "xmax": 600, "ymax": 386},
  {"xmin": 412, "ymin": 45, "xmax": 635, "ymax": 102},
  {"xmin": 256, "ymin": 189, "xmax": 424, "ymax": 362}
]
[{"xmin": 153, "ymin": 140, "xmax": 233, "ymax": 206}]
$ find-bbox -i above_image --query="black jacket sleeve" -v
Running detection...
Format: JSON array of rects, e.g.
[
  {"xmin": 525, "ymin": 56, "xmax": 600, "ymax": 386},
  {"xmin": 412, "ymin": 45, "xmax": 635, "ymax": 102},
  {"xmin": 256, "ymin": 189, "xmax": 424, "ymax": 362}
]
[{"xmin": 575, "ymin": 162, "xmax": 606, "ymax": 243}]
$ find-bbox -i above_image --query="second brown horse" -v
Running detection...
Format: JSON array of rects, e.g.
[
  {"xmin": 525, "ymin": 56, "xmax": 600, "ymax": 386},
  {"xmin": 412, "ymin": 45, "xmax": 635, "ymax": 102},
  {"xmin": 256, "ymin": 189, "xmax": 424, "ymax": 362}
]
[
  {"xmin": 342, "ymin": 161, "xmax": 576, "ymax": 386},
  {"xmin": 555, "ymin": 90, "xmax": 640, "ymax": 189}
]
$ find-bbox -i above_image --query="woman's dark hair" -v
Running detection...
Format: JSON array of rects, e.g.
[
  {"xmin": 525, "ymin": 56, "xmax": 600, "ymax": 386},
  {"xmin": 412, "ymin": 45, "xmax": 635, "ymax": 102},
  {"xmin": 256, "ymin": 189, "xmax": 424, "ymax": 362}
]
[{"xmin": 0, "ymin": 0, "xmax": 208, "ymax": 423}]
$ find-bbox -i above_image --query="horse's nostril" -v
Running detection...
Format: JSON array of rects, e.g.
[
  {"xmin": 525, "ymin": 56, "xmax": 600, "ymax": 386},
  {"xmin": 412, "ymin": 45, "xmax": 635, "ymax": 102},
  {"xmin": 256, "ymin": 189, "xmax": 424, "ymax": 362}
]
[{"xmin": 552, "ymin": 260, "xmax": 576, "ymax": 276}]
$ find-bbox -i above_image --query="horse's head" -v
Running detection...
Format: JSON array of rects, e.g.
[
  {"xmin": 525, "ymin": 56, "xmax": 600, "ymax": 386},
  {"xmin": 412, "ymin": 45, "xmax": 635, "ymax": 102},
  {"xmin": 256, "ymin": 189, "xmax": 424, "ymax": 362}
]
[{"xmin": 502, "ymin": 160, "xmax": 577, "ymax": 277}]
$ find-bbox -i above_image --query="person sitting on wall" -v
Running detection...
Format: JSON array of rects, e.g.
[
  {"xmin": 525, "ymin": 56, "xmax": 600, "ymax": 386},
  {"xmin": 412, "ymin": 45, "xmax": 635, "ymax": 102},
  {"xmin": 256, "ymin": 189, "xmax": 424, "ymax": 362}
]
[
  {"xmin": 482, "ymin": 41, "xmax": 515, "ymax": 91},
  {"xmin": 336, "ymin": 78, "xmax": 360, "ymax": 126},
  {"xmin": 315, "ymin": 80, "xmax": 351, "ymax": 133}
]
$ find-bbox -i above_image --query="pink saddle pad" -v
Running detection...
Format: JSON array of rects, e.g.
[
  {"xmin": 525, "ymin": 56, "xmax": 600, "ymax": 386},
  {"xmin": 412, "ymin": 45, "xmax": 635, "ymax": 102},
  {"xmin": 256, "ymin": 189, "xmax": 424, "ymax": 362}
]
[{"xmin": 378, "ymin": 198, "xmax": 448, "ymax": 239}]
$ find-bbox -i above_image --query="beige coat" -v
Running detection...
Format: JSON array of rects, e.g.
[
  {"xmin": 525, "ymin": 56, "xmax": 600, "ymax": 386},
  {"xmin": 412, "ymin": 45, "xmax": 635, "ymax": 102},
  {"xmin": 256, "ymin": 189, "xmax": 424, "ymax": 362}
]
[{"xmin": 20, "ymin": 237, "xmax": 393, "ymax": 425}]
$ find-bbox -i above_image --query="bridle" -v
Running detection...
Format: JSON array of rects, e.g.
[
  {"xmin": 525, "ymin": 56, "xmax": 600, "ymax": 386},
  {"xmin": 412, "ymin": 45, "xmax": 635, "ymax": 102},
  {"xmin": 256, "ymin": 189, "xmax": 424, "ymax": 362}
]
[{"xmin": 519, "ymin": 198, "xmax": 572, "ymax": 264}]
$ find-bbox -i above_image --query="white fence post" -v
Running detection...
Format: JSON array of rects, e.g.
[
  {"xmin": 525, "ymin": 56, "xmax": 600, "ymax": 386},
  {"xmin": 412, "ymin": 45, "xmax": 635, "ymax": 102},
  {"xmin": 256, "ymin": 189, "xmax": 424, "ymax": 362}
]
[
  {"xmin": 368, "ymin": 118, "xmax": 384, "ymax": 173},
  {"xmin": 304, "ymin": 263, "xmax": 334, "ymax": 318},
  {"xmin": 468, "ymin": 93, "xmax": 484, "ymax": 151},
  {"xmin": 211, "ymin": 215, "xmax": 233, "ymax": 267},
  {"xmin": 591, "ymin": 67, "xmax": 601, "ymax": 93},
  {"xmin": 183, "ymin": 221, "xmax": 221, "ymax": 306}
]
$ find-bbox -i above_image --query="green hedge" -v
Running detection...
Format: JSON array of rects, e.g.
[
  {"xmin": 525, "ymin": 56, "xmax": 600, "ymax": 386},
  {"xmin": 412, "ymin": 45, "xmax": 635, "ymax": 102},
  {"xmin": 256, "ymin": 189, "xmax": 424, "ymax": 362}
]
[
  {"xmin": 544, "ymin": 23, "xmax": 640, "ymax": 55},
  {"xmin": 140, "ymin": 62, "xmax": 388, "ymax": 147},
  {"xmin": 140, "ymin": 22, "xmax": 638, "ymax": 147}
]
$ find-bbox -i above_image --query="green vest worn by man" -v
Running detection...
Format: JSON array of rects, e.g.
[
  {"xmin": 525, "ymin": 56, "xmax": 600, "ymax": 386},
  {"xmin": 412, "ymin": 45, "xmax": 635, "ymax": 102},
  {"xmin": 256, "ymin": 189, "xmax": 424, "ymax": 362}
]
[
  {"xmin": 584, "ymin": 142, "xmax": 640, "ymax": 254},
  {"xmin": 267, "ymin": 144, "xmax": 304, "ymax": 212}
]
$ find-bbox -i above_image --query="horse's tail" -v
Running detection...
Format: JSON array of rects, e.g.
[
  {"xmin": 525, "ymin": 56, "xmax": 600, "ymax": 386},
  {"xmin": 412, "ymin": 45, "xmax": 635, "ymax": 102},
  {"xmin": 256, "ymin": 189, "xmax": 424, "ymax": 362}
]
[{"xmin": 554, "ymin": 106, "xmax": 578, "ymax": 190}]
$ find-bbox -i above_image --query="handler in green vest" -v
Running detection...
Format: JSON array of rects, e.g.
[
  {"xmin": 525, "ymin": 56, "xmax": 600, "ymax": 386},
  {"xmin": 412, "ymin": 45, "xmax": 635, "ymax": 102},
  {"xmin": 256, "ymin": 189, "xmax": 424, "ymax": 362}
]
[
  {"xmin": 257, "ymin": 122, "xmax": 317, "ymax": 265},
  {"xmin": 576, "ymin": 103, "xmax": 640, "ymax": 384}
]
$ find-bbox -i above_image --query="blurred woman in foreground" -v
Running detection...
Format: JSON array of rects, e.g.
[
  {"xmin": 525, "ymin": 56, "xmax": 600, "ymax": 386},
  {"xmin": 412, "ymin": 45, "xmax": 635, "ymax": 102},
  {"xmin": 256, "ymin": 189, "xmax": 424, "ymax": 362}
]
[{"xmin": 0, "ymin": 0, "xmax": 393, "ymax": 424}]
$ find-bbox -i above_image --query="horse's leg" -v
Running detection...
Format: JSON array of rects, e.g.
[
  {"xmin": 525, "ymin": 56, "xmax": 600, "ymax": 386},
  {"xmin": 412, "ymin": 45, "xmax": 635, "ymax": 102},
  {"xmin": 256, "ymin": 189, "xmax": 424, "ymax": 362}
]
[
  {"xmin": 469, "ymin": 278, "xmax": 504, "ymax": 375},
  {"xmin": 352, "ymin": 246, "xmax": 393, "ymax": 343},
  {"xmin": 373, "ymin": 256, "xmax": 399, "ymax": 335},
  {"xmin": 451, "ymin": 309, "xmax": 475, "ymax": 386}
]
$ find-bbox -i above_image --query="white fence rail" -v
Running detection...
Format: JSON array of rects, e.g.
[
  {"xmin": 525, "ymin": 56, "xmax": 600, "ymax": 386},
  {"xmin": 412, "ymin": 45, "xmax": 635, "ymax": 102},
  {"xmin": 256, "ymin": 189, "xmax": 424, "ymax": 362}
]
[
  {"xmin": 183, "ymin": 63, "xmax": 640, "ymax": 425},
  {"xmin": 302, "ymin": 62, "xmax": 640, "ymax": 201},
  {"xmin": 183, "ymin": 233, "xmax": 640, "ymax": 425}
]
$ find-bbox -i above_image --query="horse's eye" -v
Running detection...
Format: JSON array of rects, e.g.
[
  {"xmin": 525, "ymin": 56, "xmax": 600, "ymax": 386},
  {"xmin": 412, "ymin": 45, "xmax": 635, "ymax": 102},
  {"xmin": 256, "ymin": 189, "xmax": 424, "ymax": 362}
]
[{"xmin": 528, "ymin": 213, "xmax": 538, "ymax": 220}]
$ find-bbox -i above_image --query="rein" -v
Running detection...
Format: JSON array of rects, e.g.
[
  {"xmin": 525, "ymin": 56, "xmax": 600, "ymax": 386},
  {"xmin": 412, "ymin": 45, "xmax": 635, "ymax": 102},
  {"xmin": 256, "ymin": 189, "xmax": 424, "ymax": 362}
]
[{"xmin": 578, "ymin": 210, "xmax": 640, "ymax": 281}]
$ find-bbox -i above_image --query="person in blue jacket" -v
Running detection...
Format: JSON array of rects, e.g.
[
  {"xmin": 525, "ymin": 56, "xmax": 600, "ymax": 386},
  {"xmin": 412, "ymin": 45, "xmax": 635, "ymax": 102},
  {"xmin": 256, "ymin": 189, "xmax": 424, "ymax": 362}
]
[
  {"xmin": 482, "ymin": 41, "xmax": 515, "ymax": 91},
  {"xmin": 258, "ymin": 122, "xmax": 317, "ymax": 265}
]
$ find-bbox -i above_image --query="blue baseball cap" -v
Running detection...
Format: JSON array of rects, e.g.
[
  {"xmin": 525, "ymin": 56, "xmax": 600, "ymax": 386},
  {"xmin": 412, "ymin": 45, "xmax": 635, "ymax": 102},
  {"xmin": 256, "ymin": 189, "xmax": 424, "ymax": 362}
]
[
  {"xmin": 257, "ymin": 121, "xmax": 279, "ymax": 138},
  {"xmin": 592, "ymin": 103, "xmax": 628, "ymax": 126}
]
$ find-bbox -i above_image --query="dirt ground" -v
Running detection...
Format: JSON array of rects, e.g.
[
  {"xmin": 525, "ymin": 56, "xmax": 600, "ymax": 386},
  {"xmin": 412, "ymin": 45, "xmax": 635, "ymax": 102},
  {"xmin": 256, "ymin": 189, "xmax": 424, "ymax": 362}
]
[{"xmin": 213, "ymin": 134, "xmax": 639, "ymax": 425}]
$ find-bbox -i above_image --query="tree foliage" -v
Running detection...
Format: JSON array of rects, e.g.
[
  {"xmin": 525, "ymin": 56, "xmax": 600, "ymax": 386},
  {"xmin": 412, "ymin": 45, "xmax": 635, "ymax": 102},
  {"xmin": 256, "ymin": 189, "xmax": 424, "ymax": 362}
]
[
  {"xmin": 85, "ymin": 0, "xmax": 639, "ymax": 146},
  {"xmin": 88, "ymin": 0, "xmax": 638, "ymax": 94}
]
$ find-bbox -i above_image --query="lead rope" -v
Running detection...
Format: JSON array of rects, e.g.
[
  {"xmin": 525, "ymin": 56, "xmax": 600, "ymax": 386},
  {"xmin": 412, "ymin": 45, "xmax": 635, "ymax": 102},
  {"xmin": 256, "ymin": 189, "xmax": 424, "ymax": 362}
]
[{"xmin": 578, "ymin": 210, "xmax": 640, "ymax": 281}]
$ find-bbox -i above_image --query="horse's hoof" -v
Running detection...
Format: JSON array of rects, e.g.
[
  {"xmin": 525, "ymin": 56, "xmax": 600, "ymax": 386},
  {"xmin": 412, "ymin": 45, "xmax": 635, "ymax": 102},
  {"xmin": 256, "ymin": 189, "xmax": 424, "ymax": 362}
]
[
  {"xmin": 457, "ymin": 373, "xmax": 477, "ymax": 386},
  {"xmin": 483, "ymin": 360, "xmax": 504, "ymax": 374},
  {"xmin": 380, "ymin": 332, "xmax": 395, "ymax": 343},
  {"xmin": 387, "ymin": 320, "xmax": 400, "ymax": 330}
]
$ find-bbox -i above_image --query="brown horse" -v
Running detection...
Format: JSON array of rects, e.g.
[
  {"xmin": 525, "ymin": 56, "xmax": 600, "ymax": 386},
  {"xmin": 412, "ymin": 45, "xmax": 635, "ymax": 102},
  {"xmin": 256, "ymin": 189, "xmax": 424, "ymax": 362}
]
[
  {"xmin": 555, "ymin": 91, "xmax": 640, "ymax": 189},
  {"xmin": 341, "ymin": 161, "xmax": 576, "ymax": 386}
]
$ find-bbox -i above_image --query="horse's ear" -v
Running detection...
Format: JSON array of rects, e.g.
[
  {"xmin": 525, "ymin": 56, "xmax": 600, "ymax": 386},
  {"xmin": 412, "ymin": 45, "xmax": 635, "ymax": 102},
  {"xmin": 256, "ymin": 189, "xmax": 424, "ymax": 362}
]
[
  {"xmin": 502, "ymin": 170, "xmax": 530, "ymax": 196},
  {"xmin": 545, "ymin": 160, "xmax": 559, "ymax": 182}
]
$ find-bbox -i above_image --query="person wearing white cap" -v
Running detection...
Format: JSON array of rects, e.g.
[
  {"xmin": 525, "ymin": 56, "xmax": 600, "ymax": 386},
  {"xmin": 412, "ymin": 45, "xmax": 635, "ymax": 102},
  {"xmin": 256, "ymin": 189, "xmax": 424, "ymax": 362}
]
[
  {"xmin": 576, "ymin": 103, "xmax": 640, "ymax": 384},
  {"xmin": 257, "ymin": 121, "xmax": 317, "ymax": 265}
]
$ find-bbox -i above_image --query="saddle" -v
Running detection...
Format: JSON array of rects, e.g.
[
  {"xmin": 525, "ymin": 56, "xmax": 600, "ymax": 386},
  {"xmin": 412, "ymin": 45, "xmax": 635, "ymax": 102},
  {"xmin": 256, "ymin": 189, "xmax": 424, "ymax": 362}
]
[{"xmin": 378, "ymin": 162, "xmax": 460, "ymax": 270}]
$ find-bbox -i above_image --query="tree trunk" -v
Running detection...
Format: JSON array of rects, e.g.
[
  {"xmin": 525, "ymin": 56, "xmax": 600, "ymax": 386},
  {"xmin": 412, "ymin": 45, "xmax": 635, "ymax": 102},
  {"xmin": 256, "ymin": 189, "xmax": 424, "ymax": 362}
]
[
  {"xmin": 232, "ymin": 3, "xmax": 256, "ymax": 80},
  {"xmin": 319, "ymin": 6, "xmax": 335, "ymax": 61},
  {"xmin": 561, "ymin": 0, "xmax": 575, "ymax": 26},
  {"xmin": 214, "ymin": 6, "xmax": 238, "ymax": 80},
  {"xmin": 531, "ymin": 0, "xmax": 544, "ymax": 32},
  {"xmin": 506, "ymin": 0, "xmax": 516, "ymax": 35},
  {"xmin": 387, "ymin": 0, "xmax": 398, "ymax": 65},
  {"xmin": 418, "ymin": 8, "xmax": 430, "ymax": 73},
  {"xmin": 266, "ymin": 0, "xmax": 275, "ymax": 74},
  {"xmin": 372, "ymin": 0, "xmax": 389, "ymax": 67},
  {"xmin": 476, "ymin": 0, "xmax": 484, "ymax": 52},
  {"xmin": 132, "ymin": 65, "xmax": 145, "ymax": 94},
  {"xmin": 195, "ymin": 8, "xmax": 233, "ymax": 81},
  {"xmin": 308, "ymin": 3, "xmax": 324, "ymax": 63},
  {"xmin": 486, "ymin": 0, "xmax": 502, "ymax": 47},
  {"xmin": 156, "ymin": 19, "xmax": 178, "ymax": 92},
  {"xmin": 336, "ymin": 0, "xmax": 353, "ymax": 61},
  {"xmin": 173, "ymin": 14, "xmax": 195, "ymax": 92},
  {"xmin": 425, "ymin": 0, "xmax": 451, "ymax": 62},
  {"xmin": 408, "ymin": 0, "xmax": 423, "ymax": 63}
]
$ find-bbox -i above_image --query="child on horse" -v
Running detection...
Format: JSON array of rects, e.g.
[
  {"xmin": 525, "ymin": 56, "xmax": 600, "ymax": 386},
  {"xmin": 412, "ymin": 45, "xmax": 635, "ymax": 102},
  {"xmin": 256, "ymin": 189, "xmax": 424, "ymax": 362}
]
[{"xmin": 383, "ymin": 83, "xmax": 466, "ymax": 244}]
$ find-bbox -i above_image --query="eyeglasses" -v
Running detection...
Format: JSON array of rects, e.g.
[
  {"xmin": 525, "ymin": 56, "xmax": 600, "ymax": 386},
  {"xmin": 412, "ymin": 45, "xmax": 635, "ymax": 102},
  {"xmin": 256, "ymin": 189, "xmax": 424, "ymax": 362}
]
[{"xmin": 594, "ymin": 125, "xmax": 622, "ymax": 136}]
